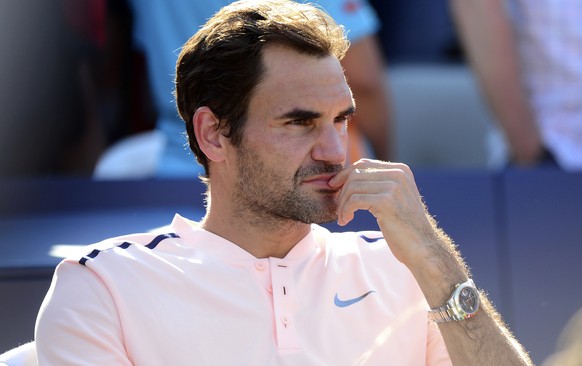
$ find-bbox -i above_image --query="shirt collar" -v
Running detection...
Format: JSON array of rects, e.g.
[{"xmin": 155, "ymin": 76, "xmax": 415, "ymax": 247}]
[{"xmin": 170, "ymin": 214, "xmax": 324, "ymax": 263}]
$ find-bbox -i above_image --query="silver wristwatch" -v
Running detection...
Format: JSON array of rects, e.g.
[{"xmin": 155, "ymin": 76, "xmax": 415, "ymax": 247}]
[{"xmin": 428, "ymin": 279, "xmax": 480, "ymax": 323}]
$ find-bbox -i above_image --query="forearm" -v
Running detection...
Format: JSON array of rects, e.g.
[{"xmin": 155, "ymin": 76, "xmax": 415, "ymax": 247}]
[
  {"xmin": 409, "ymin": 216, "xmax": 533, "ymax": 365},
  {"xmin": 449, "ymin": 0, "xmax": 542, "ymax": 164}
]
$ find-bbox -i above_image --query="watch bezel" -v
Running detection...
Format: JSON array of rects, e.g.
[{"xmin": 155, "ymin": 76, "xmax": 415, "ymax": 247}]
[{"xmin": 451, "ymin": 279, "xmax": 480, "ymax": 320}]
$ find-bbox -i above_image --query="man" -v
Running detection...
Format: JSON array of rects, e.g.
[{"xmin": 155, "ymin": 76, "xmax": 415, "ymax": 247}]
[
  {"xmin": 35, "ymin": 1, "xmax": 533, "ymax": 364},
  {"xmin": 450, "ymin": 0, "xmax": 582, "ymax": 170}
]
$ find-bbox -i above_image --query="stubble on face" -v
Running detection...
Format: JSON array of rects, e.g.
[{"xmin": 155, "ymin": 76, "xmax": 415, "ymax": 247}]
[{"xmin": 233, "ymin": 141, "xmax": 342, "ymax": 231}]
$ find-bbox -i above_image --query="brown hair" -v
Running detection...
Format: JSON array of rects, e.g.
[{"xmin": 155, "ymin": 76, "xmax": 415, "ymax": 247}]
[{"xmin": 174, "ymin": 0, "xmax": 349, "ymax": 177}]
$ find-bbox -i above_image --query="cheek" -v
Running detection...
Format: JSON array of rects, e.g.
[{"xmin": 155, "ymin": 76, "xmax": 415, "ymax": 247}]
[
  {"xmin": 250, "ymin": 131, "xmax": 316, "ymax": 177},
  {"xmin": 264, "ymin": 146, "xmax": 306, "ymax": 184},
  {"xmin": 337, "ymin": 122, "xmax": 349, "ymax": 145},
  {"xmin": 246, "ymin": 141, "xmax": 293, "ymax": 173},
  {"xmin": 267, "ymin": 134, "xmax": 311, "ymax": 160},
  {"xmin": 341, "ymin": 130, "xmax": 349, "ymax": 150},
  {"xmin": 338, "ymin": 121, "xmax": 348, "ymax": 136}
]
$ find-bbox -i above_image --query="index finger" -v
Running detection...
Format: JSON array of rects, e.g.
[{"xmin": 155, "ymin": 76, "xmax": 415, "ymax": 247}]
[{"xmin": 328, "ymin": 163, "xmax": 358, "ymax": 188}]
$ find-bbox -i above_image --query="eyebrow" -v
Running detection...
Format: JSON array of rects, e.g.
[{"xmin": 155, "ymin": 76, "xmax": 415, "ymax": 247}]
[
  {"xmin": 275, "ymin": 105, "xmax": 356, "ymax": 120},
  {"xmin": 276, "ymin": 108, "xmax": 321, "ymax": 121},
  {"xmin": 338, "ymin": 105, "xmax": 356, "ymax": 118}
]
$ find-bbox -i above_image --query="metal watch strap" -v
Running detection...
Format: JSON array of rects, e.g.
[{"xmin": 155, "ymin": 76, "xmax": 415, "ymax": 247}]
[{"xmin": 428, "ymin": 306, "xmax": 458, "ymax": 323}]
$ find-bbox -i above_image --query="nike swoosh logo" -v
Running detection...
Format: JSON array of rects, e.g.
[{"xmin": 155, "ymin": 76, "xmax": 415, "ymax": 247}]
[
  {"xmin": 359, "ymin": 235, "xmax": 383, "ymax": 243},
  {"xmin": 334, "ymin": 290, "xmax": 376, "ymax": 308}
]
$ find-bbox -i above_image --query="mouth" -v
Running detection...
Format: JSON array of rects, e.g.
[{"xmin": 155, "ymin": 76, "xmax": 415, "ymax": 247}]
[
  {"xmin": 296, "ymin": 163, "xmax": 343, "ymax": 189},
  {"xmin": 302, "ymin": 173, "xmax": 338, "ymax": 188}
]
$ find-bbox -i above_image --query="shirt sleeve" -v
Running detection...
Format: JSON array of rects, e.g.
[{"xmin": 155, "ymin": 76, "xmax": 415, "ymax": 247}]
[
  {"xmin": 35, "ymin": 260, "xmax": 132, "ymax": 365},
  {"xmin": 426, "ymin": 320, "xmax": 453, "ymax": 365}
]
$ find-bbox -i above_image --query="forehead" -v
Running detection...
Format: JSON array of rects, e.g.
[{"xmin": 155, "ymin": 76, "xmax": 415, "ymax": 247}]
[{"xmin": 250, "ymin": 45, "xmax": 353, "ymax": 118}]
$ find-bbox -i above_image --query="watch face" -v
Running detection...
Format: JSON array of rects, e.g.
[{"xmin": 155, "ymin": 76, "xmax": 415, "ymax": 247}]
[{"xmin": 458, "ymin": 286, "xmax": 479, "ymax": 314}]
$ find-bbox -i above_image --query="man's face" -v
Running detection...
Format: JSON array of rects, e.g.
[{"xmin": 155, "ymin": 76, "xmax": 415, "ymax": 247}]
[{"xmin": 230, "ymin": 45, "xmax": 353, "ymax": 226}]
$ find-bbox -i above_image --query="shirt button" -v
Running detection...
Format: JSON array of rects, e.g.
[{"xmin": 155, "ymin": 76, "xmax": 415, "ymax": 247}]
[
  {"xmin": 281, "ymin": 316, "xmax": 289, "ymax": 325},
  {"xmin": 255, "ymin": 262, "xmax": 266, "ymax": 271},
  {"xmin": 267, "ymin": 285, "xmax": 273, "ymax": 293}
]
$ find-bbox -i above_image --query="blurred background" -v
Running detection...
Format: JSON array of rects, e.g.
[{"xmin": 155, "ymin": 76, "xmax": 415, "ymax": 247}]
[
  {"xmin": 1, "ymin": 1, "xmax": 581, "ymax": 364},
  {"xmin": 0, "ymin": 0, "xmax": 494, "ymax": 178}
]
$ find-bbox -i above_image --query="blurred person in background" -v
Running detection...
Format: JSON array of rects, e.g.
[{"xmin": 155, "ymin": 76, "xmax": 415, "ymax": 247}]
[
  {"xmin": 0, "ymin": 0, "xmax": 146, "ymax": 177},
  {"xmin": 450, "ymin": 0, "xmax": 582, "ymax": 170},
  {"xmin": 0, "ymin": 0, "xmax": 106, "ymax": 176},
  {"xmin": 543, "ymin": 307, "xmax": 582, "ymax": 366},
  {"xmin": 125, "ymin": 0, "xmax": 392, "ymax": 178}
]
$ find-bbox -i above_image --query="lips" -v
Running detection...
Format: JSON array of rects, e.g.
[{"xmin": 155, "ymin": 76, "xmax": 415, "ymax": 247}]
[{"xmin": 302, "ymin": 173, "xmax": 336, "ymax": 187}]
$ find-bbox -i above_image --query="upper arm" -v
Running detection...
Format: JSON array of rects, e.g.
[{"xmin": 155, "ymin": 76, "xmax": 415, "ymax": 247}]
[
  {"xmin": 35, "ymin": 261, "xmax": 132, "ymax": 365},
  {"xmin": 449, "ymin": 0, "xmax": 511, "ymax": 54}
]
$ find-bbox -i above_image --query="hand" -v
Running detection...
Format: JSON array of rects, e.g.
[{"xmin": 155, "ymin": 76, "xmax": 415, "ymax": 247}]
[{"xmin": 328, "ymin": 159, "xmax": 436, "ymax": 265}]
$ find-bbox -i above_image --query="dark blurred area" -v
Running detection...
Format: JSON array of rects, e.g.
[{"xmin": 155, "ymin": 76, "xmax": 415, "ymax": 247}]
[{"xmin": 0, "ymin": 0, "xmax": 155, "ymax": 177}]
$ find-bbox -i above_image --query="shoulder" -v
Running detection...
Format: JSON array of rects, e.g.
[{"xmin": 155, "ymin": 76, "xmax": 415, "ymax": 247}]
[
  {"xmin": 71, "ymin": 230, "xmax": 181, "ymax": 267},
  {"xmin": 313, "ymin": 225, "xmax": 385, "ymax": 247},
  {"xmin": 64, "ymin": 214, "xmax": 210, "ymax": 273},
  {"xmin": 312, "ymin": 225, "xmax": 398, "ymax": 264}
]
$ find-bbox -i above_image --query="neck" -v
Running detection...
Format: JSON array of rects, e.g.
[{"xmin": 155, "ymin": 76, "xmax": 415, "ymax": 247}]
[{"xmin": 201, "ymin": 189, "xmax": 312, "ymax": 259}]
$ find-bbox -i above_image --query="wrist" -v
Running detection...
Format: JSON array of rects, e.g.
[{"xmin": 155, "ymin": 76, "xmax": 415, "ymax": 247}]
[
  {"xmin": 428, "ymin": 279, "xmax": 481, "ymax": 323},
  {"xmin": 407, "ymin": 237, "xmax": 470, "ymax": 307},
  {"xmin": 510, "ymin": 136, "xmax": 545, "ymax": 165}
]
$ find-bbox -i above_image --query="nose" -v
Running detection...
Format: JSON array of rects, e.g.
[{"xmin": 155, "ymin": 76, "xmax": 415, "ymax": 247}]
[{"xmin": 311, "ymin": 122, "xmax": 347, "ymax": 164}]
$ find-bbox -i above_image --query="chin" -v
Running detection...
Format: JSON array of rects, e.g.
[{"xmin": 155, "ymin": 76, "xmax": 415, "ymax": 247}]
[{"xmin": 313, "ymin": 215, "xmax": 338, "ymax": 225}]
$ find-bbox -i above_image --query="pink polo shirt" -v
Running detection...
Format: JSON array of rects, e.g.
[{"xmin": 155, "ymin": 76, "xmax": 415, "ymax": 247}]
[{"xmin": 35, "ymin": 214, "xmax": 451, "ymax": 365}]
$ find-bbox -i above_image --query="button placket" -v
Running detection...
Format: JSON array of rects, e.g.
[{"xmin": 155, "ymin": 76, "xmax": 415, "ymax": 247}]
[
  {"xmin": 255, "ymin": 261, "xmax": 266, "ymax": 271},
  {"xmin": 270, "ymin": 259, "xmax": 300, "ymax": 350},
  {"xmin": 252, "ymin": 259, "xmax": 273, "ymax": 298}
]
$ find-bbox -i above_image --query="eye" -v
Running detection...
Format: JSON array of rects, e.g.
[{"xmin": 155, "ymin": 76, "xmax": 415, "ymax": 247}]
[
  {"xmin": 334, "ymin": 115, "xmax": 350, "ymax": 124},
  {"xmin": 334, "ymin": 115, "xmax": 350, "ymax": 134},
  {"xmin": 287, "ymin": 119, "xmax": 314, "ymax": 127}
]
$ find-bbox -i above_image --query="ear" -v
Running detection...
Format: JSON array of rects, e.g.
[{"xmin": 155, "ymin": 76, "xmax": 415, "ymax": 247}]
[{"xmin": 193, "ymin": 106, "xmax": 227, "ymax": 163}]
